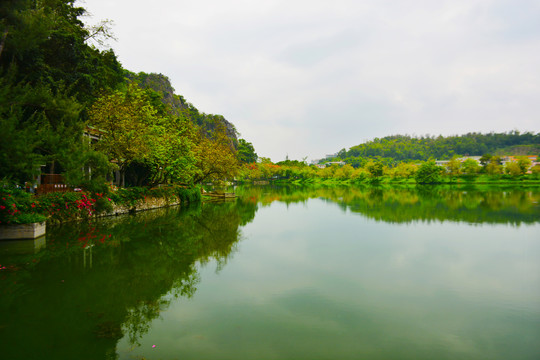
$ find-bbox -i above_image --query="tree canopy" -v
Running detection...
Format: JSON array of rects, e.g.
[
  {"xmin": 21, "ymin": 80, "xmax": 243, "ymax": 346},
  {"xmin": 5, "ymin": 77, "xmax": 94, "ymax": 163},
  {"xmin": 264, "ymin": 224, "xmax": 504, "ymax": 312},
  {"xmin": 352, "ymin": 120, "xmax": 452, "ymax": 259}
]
[
  {"xmin": 338, "ymin": 132, "xmax": 540, "ymax": 165},
  {"xmin": 0, "ymin": 0, "xmax": 252, "ymax": 189}
]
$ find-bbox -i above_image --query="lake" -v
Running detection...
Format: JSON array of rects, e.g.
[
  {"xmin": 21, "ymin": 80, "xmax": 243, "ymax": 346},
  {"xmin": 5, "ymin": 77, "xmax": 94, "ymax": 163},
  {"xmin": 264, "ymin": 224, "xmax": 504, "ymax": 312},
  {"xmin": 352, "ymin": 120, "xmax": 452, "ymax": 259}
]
[{"xmin": 1, "ymin": 185, "xmax": 539, "ymax": 359}]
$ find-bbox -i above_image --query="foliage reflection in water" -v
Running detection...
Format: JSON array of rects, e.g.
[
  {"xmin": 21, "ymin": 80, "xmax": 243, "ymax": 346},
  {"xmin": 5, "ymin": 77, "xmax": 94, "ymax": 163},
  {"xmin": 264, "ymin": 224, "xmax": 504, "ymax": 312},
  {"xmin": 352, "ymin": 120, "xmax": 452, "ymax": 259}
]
[
  {"xmin": 0, "ymin": 185, "xmax": 539, "ymax": 359},
  {"xmin": 0, "ymin": 201, "xmax": 256, "ymax": 360},
  {"xmin": 236, "ymin": 184, "xmax": 540, "ymax": 224}
]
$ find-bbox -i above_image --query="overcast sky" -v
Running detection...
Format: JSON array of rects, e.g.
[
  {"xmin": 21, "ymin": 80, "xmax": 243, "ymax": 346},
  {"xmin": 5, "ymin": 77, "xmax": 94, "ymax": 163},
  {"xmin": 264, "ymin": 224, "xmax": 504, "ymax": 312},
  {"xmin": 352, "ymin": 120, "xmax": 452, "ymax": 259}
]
[{"xmin": 80, "ymin": 0, "xmax": 540, "ymax": 162}]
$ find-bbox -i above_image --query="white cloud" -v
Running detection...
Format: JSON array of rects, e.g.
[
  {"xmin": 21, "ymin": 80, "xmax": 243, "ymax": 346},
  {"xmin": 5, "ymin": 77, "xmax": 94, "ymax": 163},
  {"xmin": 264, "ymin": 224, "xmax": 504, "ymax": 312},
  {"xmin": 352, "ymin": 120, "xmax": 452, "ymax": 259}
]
[{"xmin": 81, "ymin": 0, "xmax": 540, "ymax": 161}]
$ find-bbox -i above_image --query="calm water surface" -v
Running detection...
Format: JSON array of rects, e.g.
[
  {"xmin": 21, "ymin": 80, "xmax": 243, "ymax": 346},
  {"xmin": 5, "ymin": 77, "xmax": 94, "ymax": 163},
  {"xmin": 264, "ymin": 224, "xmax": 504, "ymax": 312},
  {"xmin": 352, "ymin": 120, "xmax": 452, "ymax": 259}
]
[{"xmin": 1, "ymin": 185, "xmax": 539, "ymax": 359}]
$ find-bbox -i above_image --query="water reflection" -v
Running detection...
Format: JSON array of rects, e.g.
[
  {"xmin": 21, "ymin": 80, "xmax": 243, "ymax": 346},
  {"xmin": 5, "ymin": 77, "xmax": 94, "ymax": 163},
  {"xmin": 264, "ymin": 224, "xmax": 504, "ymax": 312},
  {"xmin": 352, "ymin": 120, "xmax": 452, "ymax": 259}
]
[
  {"xmin": 0, "ymin": 236, "xmax": 46, "ymax": 255},
  {"xmin": 0, "ymin": 201, "xmax": 257, "ymax": 360},
  {"xmin": 0, "ymin": 185, "xmax": 538, "ymax": 359},
  {"xmin": 236, "ymin": 185, "xmax": 540, "ymax": 224}
]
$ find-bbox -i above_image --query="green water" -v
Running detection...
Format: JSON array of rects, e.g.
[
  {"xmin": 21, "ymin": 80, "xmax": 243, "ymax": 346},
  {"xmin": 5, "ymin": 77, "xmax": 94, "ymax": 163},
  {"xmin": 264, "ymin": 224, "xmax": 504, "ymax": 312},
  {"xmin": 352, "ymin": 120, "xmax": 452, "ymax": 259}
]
[{"xmin": 1, "ymin": 185, "xmax": 539, "ymax": 359}]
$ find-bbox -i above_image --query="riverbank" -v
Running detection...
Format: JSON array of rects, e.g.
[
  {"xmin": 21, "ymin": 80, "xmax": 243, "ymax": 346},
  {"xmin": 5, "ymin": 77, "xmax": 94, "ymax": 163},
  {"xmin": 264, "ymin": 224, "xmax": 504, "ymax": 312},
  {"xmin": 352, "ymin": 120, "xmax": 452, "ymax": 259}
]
[
  {"xmin": 0, "ymin": 185, "xmax": 202, "ymax": 227},
  {"xmin": 243, "ymin": 174, "xmax": 540, "ymax": 186}
]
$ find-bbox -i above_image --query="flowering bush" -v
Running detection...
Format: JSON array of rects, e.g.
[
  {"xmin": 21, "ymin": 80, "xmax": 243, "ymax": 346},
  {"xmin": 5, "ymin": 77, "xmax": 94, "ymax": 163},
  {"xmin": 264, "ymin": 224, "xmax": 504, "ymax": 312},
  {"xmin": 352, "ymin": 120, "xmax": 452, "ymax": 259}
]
[
  {"xmin": 1, "ymin": 185, "xmax": 200, "ymax": 225},
  {"xmin": 36, "ymin": 191, "xmax": 113, "ymax": 223},
  {"xmin": 0, "ymin": 189, "xmax": 46, "ymax": 224}
]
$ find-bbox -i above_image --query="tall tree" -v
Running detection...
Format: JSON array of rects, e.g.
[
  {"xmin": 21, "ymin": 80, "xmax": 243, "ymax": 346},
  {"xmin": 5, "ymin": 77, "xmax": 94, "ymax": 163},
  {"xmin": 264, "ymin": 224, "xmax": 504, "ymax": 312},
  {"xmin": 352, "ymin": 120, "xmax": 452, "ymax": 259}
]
[
  {"xmin": 192, "ymin": 124, "xmax": 239, "ymax": 184},
  {"xmin": 0, "ymin": 0, "xmax": 123, "ymax": 184},
  {"xmin": 237, "ymin": 139, "xmax": 258, "ymax": 163},
  {"xmin": 88, "ymin": 83, "xmax": 157, "ymax": 185}
]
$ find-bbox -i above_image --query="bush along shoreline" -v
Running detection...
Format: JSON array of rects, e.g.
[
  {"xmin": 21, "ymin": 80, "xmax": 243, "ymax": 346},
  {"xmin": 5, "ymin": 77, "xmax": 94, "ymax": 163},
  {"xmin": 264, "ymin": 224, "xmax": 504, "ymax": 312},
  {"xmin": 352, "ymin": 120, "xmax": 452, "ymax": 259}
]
[{"xmin": 0, "ymin": 186, "xmax": 201, "ymax": 226}]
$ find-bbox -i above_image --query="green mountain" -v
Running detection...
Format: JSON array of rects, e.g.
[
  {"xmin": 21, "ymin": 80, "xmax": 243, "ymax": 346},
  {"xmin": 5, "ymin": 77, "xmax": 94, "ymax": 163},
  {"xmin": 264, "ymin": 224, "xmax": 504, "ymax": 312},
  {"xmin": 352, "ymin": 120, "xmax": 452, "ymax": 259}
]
[{"xmin": 335, "ymin": 132, "xmax": 540, "ymax": 164}]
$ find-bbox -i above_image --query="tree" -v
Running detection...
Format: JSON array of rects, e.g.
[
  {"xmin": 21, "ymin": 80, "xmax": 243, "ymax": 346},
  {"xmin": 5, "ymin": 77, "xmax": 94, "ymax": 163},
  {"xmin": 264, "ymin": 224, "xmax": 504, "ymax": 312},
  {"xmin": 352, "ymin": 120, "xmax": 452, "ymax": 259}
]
[
  {"xmin": 479, "ymin": 153, "xmax": 492, "ymax": 167},
  {"xmin": 446, "ymin": 156, "xmax": 461, "ymax": 176},
  {"xmin": 516, "ymin": 156, "xmax": 532, "ymax": 174},
  {"xmin": 366, "ymin": 161, "xmax": 383, "ymax": 178},
  {"xmin": 0, "ymin": 0, "xmax": 123, "ymax": 185},
  {"xmin": 88, "ymin": 83, "xmax": 158, "ymax": 185},
  {"xmin": 139, "ymin": 116, "xmax": 198, "ymax": 186},
  {"xmin": 485, "ymin": 161, "xmax": 502, "ymax": 175},
  {"xmin": 391, "ymin": 162, "xmax": 417, "ymax": 179},
  {"xmin": 415, "ymin": 160, "xmax": 443, "ymax": 184},
  {"xmin": 237, "ymin": 139, "xmax": 258, "ymax": 163},
  {"xmin": 461, "ymin": 159, "xmax": 480, "ymax": 175},
  {"xmin": 192, "ymin": 123, "xmax": 239, "ymax": 184},
  {"xmin": 531, "ymin": 164, "xmax": 540, "ymax": 178},
  {"xmin": 0, "ymin": 72, "xmax": 84, "ymax": 183},
  {"xmin": 505, "ymin": 162, "xmax": 522, "ymax": 176}
]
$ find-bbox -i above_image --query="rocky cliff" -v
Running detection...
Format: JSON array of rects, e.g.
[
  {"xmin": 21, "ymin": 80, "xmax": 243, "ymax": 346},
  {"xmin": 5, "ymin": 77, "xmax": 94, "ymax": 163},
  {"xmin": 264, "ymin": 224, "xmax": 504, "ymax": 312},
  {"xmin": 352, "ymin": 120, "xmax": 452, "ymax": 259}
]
[{"xmin": 126, "ymin": 72, "xmax": 238, "ymax": 144}]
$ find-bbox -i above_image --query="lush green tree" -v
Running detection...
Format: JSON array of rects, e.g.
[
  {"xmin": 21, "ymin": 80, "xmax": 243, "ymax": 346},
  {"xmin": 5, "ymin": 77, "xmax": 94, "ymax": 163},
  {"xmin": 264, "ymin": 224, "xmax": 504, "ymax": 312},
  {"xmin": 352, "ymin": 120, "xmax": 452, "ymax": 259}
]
[
  {"xmin": 350, "ymin": 167, "xmax": 369, "ymax": 182},
  {"xmin": 505, "ymin": 162, "xmax": 522, "ymax": 176},
  {"xmin": 192, "ymin": 124, "xmax": 239, "ymax": 184},
  {"xmin": 479, "ymin": 153, "xmax": 492, "ymax": 167},
  {"xmin": 461, "ymin": 159, "xmax": 480, "ymax": 175},
  {"xmin": 0, "ymin": 72, "xmax": 84, "ymax": 183},
  {"xmin": 0, "ymin": 0, "xmax": 123, "ymax": 102},
  {"xmin": 390, "ymin": 162, "xmax": 417, "ymax": 179},
  {"xmin": 333, "ymin": 164, "xmax": 354, "ymax": 180},
  {"xmin": 485, "ymin": 161, "xmax": 503, "ymax": 175},
  {"xmin": 237, "ymin": 139, "xmax": 258, "ymax": 163},
  {"xmin": 531, "ymin": 164, "xmax": 540, "ymax": 177},
  {"xmin": 88, "ymin": 83, "xmax": 158, "ymax": 184},
  {"xmin": 0, "ymin": 0, "xmax": 123, "ymax": 185},
  {"xmin": 415, "ymin": 160, "xmax": 443, "ymax": 184},
  {"xmin": 0, "ymin": 79, "xmax": 42, "ymax": 183},
  {"xmin": 366, "ymin": 161, "xmax": 383, "ymax": 178},
  {"xmin": 140, "ymin": 116, "xmax": 198, "ymax": 186},
  {"xmin": 446, "ymin": 156, "xmax": 461, "ymax": 176},
  {"xmin": 517, "ymin": 157, "xmax": 532, "ymax": 174}
]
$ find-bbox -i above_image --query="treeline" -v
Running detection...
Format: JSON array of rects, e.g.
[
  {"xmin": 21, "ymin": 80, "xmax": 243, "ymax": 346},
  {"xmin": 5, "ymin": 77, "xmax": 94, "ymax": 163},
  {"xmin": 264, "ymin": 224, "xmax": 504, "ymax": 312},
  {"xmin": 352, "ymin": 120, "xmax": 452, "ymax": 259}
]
[
  {"xmin": 0, "ymin": 0, "xmax": 257, "ymax": 189},
  {"xmin": 334, "ymin": 132, "xmax": 540, "ymax": 165},
  {"xmin": 237, "ymin": 156, "xmax": 540, "ymax": 185}
]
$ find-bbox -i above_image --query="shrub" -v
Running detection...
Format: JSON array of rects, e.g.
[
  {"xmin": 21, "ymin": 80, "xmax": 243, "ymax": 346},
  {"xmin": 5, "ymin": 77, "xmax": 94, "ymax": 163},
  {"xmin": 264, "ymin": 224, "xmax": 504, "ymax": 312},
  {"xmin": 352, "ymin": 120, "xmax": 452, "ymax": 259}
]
[
  {"xmin": 415, "ymin": 160, "xmax": 443, "ymax": 184},
  {"xmin": 94, "ymin": 196, "xmax": 114, "ymax": 214},
  {"xmin": 0, "ymin": 189, "xmax": 46, "ymax": 224}
]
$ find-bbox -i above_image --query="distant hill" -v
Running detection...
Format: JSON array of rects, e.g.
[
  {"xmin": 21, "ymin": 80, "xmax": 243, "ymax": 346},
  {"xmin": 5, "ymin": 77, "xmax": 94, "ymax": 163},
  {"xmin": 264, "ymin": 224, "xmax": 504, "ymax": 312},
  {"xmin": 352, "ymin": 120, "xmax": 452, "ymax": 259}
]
[
  {"xmin": 126, "ymin": 71, "xmax": 238, "ymax": 144},
  {"xmin": 335, "ymin": 132, "xmax": 540, "ymax": 163}
]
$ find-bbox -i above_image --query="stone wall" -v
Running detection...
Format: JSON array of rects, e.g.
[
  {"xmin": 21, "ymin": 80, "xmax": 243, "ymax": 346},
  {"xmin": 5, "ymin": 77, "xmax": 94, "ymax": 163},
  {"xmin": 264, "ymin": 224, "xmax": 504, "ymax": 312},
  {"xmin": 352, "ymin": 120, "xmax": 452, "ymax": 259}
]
[
  {"xmin": 103, "ymin": 196, "xmax": 181, "ymax": 217},
  {"xmin": 0, "ymin": 221, "xmax": 46, "ymax": 240}
]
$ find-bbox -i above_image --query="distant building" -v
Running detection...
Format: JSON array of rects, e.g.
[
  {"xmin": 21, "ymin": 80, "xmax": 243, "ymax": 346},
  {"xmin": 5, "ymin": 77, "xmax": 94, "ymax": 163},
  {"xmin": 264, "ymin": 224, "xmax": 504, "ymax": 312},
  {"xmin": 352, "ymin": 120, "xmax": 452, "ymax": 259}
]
[
  {"xmin": 325, "ymin": 161, "xmax": 346, "ymax": 167},
  {"xmin": 435, "ymin": 160, "xmax": 449, "ymax": 167},
  {"xmin": 325, "ymin": 153, "xmax": 338, "ymax": 160},
  {"xmin": 500, "ymin": 155, "xmax": 537, "ymax": 167},
  {"xmin": 435, "ymin": 155, "xmax": 538, "ymax": 172}
]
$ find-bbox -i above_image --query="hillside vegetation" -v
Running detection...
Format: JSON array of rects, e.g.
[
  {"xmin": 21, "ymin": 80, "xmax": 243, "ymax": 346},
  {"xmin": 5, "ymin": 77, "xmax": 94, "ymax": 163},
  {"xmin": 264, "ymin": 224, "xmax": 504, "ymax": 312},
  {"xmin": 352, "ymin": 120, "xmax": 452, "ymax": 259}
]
[
  {"xmin": 334, "ymin": 132, "xmax": 540, "ymax": 165},
  {"xmin": 0, "ymin": 0, "xmax": 254, "ymax": 189}
]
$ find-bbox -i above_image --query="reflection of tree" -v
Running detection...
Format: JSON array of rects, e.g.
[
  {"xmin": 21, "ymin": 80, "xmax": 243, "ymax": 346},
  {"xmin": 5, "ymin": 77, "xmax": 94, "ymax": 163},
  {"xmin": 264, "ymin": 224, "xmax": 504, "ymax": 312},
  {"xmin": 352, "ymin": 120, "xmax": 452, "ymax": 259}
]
[
  {"xmin": 236, "ymin": 184, "xmax": 540, "ymax": 225},
  {"xmin": 0, "ymin": 201, "xmax": 257, "ymax": 360}
]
